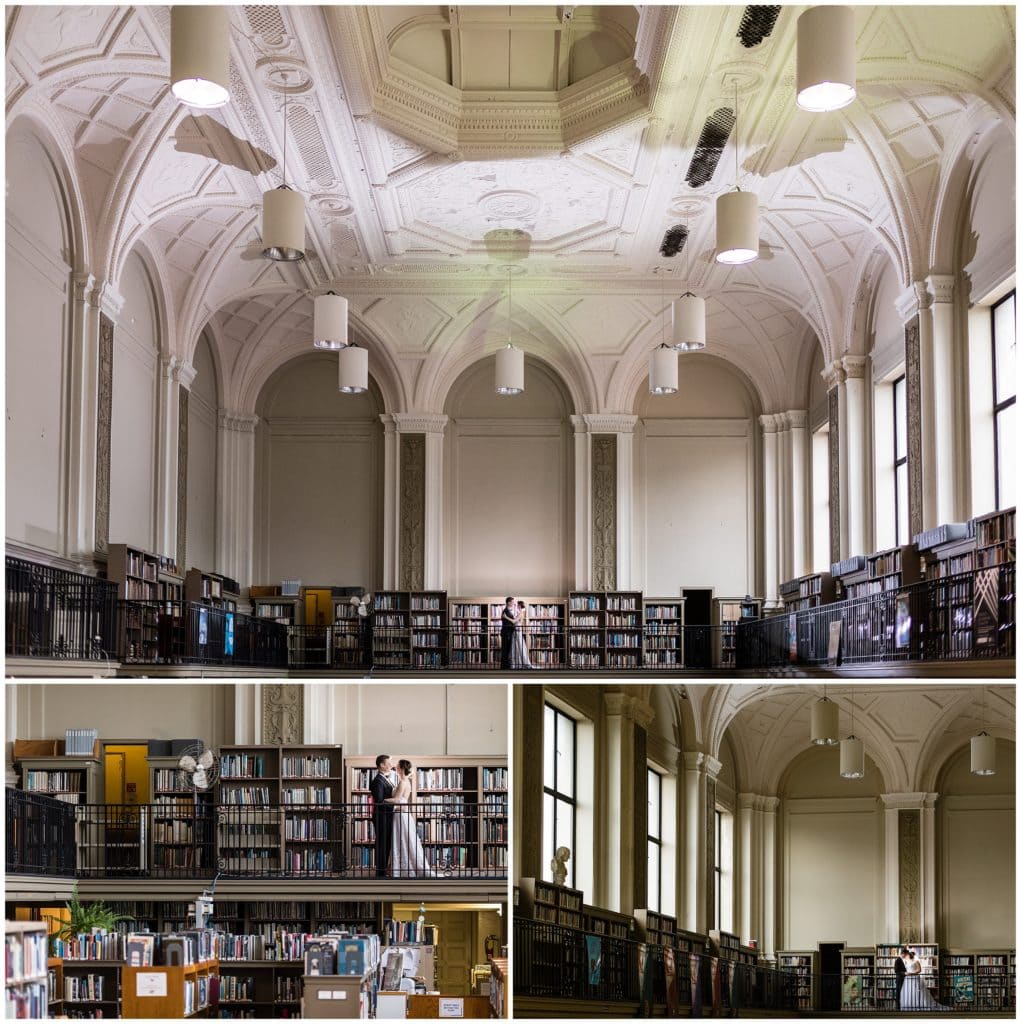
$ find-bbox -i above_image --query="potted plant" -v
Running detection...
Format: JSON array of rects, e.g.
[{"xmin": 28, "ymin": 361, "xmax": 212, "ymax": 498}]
[{"xmin": 47, "ymin": 884, "xmax": 125, "ymax": 938}]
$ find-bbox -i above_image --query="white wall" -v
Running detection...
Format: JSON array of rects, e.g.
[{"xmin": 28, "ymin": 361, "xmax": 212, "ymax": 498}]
[
  {"xmin": 257, "ymin": 355, "xmax": 383, "ymax": 587},
  {"xmin": 108, "ymin": 248, "xmax": 158, "ymax": 551},
  {"xmin": 186, "ymin": 332, "xmax": 218, "ymax": 571},
  {"xmin": 5, "ymin": 127, "xmax": 70, "ymax": 555},
  {"xmin": 964, "ymin": 123, "xmax": 1016, "ymax": 303},
  {"xmin": 444, "ymin": 357, "xmax": 572, "ymax": 595}
]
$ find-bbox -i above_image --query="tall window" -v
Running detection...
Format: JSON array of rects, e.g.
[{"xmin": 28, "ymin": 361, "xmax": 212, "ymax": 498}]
[
  {"xmin": 647, "ymin": 768, "xmax": 662, "ymax": 912},
  {"xmin": 713, "ymin": 809, "xmax": 722, "ymax": 927},
  {"xmin": 542, "ymin": 703, "xmax": 576, "ymax": 881},
  {"xmin": 993, "ymin": 291, "xmax": 1016, "ymax": 509},
  {"xmin": 893, "ymin": 375, "xmax": 908, "ymax": 544}
]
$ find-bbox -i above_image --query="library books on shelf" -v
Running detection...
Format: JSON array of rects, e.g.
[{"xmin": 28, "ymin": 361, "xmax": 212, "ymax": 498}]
[
  {"xmin": 642, "ymin": 598, "xmax": 686, "ymax": 669},
  {"xmin": 875, "ymin": 943, "xmax": 939, "ymax": 1012},
  {"xmin": 449, "ymin": 596, "xmax": 566, "ymax": 669},
  {"xmin": 709, "ymin": 929, "xmax": 757, "ymax": 967},
  {"xmin": 17, "ymin": 753, "xmax": 100, "ymax": 805},
  {"xmin": 149, "ymin": 755, "xmax": 214, "ymax": 873},
  {"xmin": 5, "ymin": 921, "xmax": 49, "ymax": 1019},
  {"xmin": 121, "ymin": 959, "xmax": 218, "ymax": 1018},
  {"xmin": 940, "ymin": 949, "xmax": 1015, "ymax": 1010},
  {"xmin": 185, "ymin": 568, "xmax": 240, "ymax": 611},
  {"xmin": 777, "ymin": 950, "xmax": 817, "ymax": 1011},
  {"xmin": 779, "ymin": 572, "xmax": 835, "ymax": 611},
  {"xmin": 373, "ymin": 591, "xmax": 448, "ymax": 669},
  {"xmin": 517, "ymin": 878, "xmax": 583, "ymax": 930},
  {"xmin": 568, "ymin": 590, "xmax": 643, "ymax": 669},
  {"xmin": 713, "ymin": 598, "xmax": 762, "ymax": 669},
  {"xmin": 490, "ymin": 956, "xmax": 509, "ymax": 1018},
  {"xmin": 840, "ymin": 947, "xmax": 875, "ymax": 1010}
]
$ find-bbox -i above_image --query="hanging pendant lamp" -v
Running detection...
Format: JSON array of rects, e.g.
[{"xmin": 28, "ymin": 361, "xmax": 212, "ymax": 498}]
[
  {"xmin": 495, "ymin": 270, "xmax": 524, "ymax": 395},
  {"xmin": 797, "ymin": 6, "xmax": 857, "ymax": 113},
  {"xmin": 970, "ymin": 687, "xmax": 996, "ymax": 775},
  {"xmin": 313, "ymin": 292, "xmax": 348, "ymax": 350},
  {"xmin": 810, "ymin": 692, "xmax": 839, "ymax": 746},
  {"xmin": 171, "ymin": 6, "xmax": 231, "ymax": 109},
  {"xmin": 715, "ymin": 87, "xmax": 759, "ymax": 265},
  {"xmin": 262, "ymin": 85, "xmax": 305, "ymax": 261},
  {"xmin": 649, "ymin": 344, "xmax": 678, "ymax": 395},
  {"xmin": 338, "ymin": 342, "xmax": 368, "ymax": 394},
  {"xmin": 839, "ymin": 691, "xmax": 864, "ymax": 779},
  {"xmin": 672, "ymin": 294, "xmax": 706, "ymax": 351}
]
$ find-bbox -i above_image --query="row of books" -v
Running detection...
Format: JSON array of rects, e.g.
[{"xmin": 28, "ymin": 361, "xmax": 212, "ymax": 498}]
[
  {"xmin": 6, "ymin": 981, "xmax": 47, "ymax": 1019},
  {"xmin": 281, "ymin": 786, "xmax": 332, "ymax": 804},
  {"xmin": 24, "ymin": 770, "xmax": 83, "ymax": 793},
  {"xmin": 220, "ymin": 754, "xmax": 267, "ymax": 779},
  {"xmin": 65, "ymin": 728, "xmax": 99, "ymax": 755},
  {"xmin": 5, "ymin": 931, "xmax": 47, "ymax": 981},
  {"xmin": 280, "ymin": 755, "xmax": 335, "ymax": 778}
]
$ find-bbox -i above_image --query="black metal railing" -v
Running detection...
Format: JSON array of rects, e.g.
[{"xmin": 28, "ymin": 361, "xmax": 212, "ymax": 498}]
[
  {"xmin": 11, "ymin": 797, "xmax": 507, "ymax": 881},
  {"xmin": 5, "ymin": 556, "xmax": 118, "ymax": 661},
  {"xmin": 737, "ymin": 565, "xmax": 1015, "ymax": 670},
  {"xmin": 181, "ymin": 603, "xmax": 288, "ymax": 669},
  {"xmin": 5, "ymin": 788, "xmax": 76, "ymax": 876},
  {"xmin": 804, "ymin": 969, "xmax": 1013, "ymax": 1013}
]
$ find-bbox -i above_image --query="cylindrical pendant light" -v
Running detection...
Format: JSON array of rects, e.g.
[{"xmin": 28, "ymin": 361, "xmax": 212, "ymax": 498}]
[
  {"xmin": 810, "ymin": 696, "xmax": 839, "ymax": 746},
  {"xmin": 797, "ymin": 6, "xmax": 857, "ymax": 113},
  {"xmin": 672, "ymin": 294, "xmax": 706, "ymax": 351},
  {"xmin": 970, "ymin": 732, "xmax": 996, "ymax": 776},
  {"xmin": 715, "ymin": 189, "xmax": 759, "ymax": 265},
  {"xmin": 171, "ymin": 6, "xmax": 230, "ymax": 109},
  {"xmin": 839, "ymin": 735, "xmax": 864, "ymax": 779},
  {"xmin": 313, "ymin": 292, "xmax": 348, "ymax": 350},
  {"xmin": 262, "ymin": 186, "xmax": 305, "ymax": 261},
  {"xmin": 338, "ymin": 343, "xmax": 368, "ymax": 394},
  {"xmin": 495, "ymin": 344, "xmax": 524, "ymax": 395},
  {"xmin": 649, "ymin": 344, "xmax": 678, "ymax": 395}
]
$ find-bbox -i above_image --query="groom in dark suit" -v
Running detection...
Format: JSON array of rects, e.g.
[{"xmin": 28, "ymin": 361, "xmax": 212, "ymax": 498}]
[
  {"xmin": 500, "ymin": 597, "xmax": 517, "ymax": 669},
  {"xmin": 369, "ymin": 754, "xmax": 396, "ymax": 877},
  {"xmin": 894, "ymin": 947, "xmax": 908, "ymax": 1009}
]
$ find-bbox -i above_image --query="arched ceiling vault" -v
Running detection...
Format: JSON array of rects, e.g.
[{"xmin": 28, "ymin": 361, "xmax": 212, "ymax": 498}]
[{"xmin": 7, "ymin": 4, "xmax": 1014, "ymax": 408}]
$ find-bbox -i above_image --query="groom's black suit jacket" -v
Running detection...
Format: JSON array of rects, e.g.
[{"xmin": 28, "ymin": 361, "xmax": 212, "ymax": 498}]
[
  {"xmin": 894, "ymin": 956, "xmax": 906, "ymax": 1002},
  {"xmin": 500, "ymin": 606, "xmax": 517, "ymax": 668},
  {"xmin": 370, "ymin": 771, "xmax": 395, "ymax": 875}
]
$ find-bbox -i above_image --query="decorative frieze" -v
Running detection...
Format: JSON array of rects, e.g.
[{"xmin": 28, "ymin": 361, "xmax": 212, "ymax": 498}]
[
  {"xmin": 261, "ymin": 685, "xmax": 304, "ymax": 745},
  {"xmin": 828, "ymin": 387, "xmax": 840, "ymax": 565},
  {"xmin": 591, "ymin": 434, "xmax": 617, "ymax": 590},
  {"xmin": 93, "ymin": 313, "xmax": 114, "ymax": 557},
  {"xmin": 176, "ymin": 387, "xmax": 188, "ymax": 573},
  {"xmin": 904, "ymin": 316, "xmax": 923, "ymax": 538},
  {"xmin": 398, "ymin": 433, "xmax": 425, "ymax": 591},
  {"xmin": 898, "ymin": 808, "xmax": 921, "ymax": 942}
]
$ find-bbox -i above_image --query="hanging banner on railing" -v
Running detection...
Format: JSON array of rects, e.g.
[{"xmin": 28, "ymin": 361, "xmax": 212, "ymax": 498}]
[
  {"xmin": 974, "ymin": 567, "xmax": 1000, "ymax": 651},
  {"xmin": 585, "ymin": 934, "xmax": 602, "ymax": 985},
  {"xmin": 664, "ymin": 947, "xmax": 679, "ymax": 1015}
]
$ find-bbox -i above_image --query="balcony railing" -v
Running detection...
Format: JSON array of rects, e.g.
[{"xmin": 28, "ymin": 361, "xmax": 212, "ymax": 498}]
[
  {"xmin": 7, "ymin": 796, "xmax": 507, "ymax": 881},
  {"xmin": 5, "ymin": 789, "xmax": 77, "ymax": 877}
]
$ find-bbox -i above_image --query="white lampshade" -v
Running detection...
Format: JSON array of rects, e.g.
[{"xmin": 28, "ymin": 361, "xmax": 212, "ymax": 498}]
[
  {"xmin": 649, "ymin": 344, "xmax": 678, "ymax": 395},
  {"xmin": 839, "ymin": 735, "xmax": 865, "ymax": 779},
  {"xmin": 970, "ymin": 732, "xmax": 996, "ymax": 776},
  {"xmin": 495, "ymin": 344, "xmax": 524, "ymax": 395},
  {"xmin": 715, "ymin": 189, "xmax": 759, "ymax": 265},
  {"xmin": 672, "ymin": 294, "xmax": 706, "ymax": 351},
  {"xmin": 797, "ymin": 6, "xmax": 857, "ymax": 112},
  {"xmin": 313, "ymin": 293, "xmax": 348, "ymax": 350},
  {"xmin": 338, "ymin": 343, "xmax": 368, "ymax": 394},
  {"xmin": 810, "ymin": 697, "xmax": 839, "ymax": 746},
  {"xmin": 170, "ymin": 6, "xmax": 231, "ymax": 109},
  {"xmin": 262, "ymin": 186, "xmax": 305, "ymax": 261}
]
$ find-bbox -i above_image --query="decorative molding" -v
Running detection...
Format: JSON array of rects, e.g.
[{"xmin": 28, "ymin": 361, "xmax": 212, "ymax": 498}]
[
  {"xmin": 821, "ymin": 360, "xmax": 846, "ymax": 390},
  {"xmin": 398, "ymin": 433, "xmax": 425, "ymax": 591},
  {"xmin": 785, "ymin": 409, "xmax": 808, "ymax": 429},
  {"xmin": 583, "ymin": 413, "xmax": 638, "ymax": 434},
  {"xmin": 392, "ymin": 412, "xmax": 449, "ymax": 435},
  {"xmin": 603, "ymin": 692, "xmax": 655, "ymax": 729},
  {"xmin": 926, "ymin": 274, "xmax": 955, "ymax": 305},
  {"xmin": 218, "ymin": 410, "xmax": 260, "ymax": 433},
  {"xmin": 737, "ymin": 792, "xmax": 780, "ymax": 812},
  {"xmin": 758, "ymin": 413, "xmax": 781, "ymax": 433},
  {"xmin": 261, "ymin": 684, "xmax": 304, "ymax": 745},
  {"xmin": 841, "ymin": 355, "xmax": 868, "ymax": 380},
  {"xmin": 895, "ymin": 281, "xmax": 930, "ymax": 323},
  {"xmin": 904, "ymin": 316, "xmax": 923, "ymax": 539},
  {"xmin": 828, "ymin": 387, "xmax": 840, "ymax": 565},
  {"xmin": 591, "ymin": 434, "xmax": 617, "ymax": 590},
  {"xmin": 162, "ymin": 355, "xmax": 198, "ymax": 390},
  {"xmin": 898, "ymin": 808, "xmax": 921, "ymax": 943},
  {"xmin": 176, "ymin": 387, "xmax": 188, "ymax": 573},
  {"xmin": 93, "ymin": 313, "xmax": 113, "ymax": 557},
  {"xmin": 705, "ymin": 775, "xmax": 717, "ymax": 930}
]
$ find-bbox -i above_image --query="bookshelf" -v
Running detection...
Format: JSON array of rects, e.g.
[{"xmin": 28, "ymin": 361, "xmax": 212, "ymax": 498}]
[
  {"xmin": 840, "ymin": 947, "xmax": 874, "ymax": 1010},
  {"xmin": 489, "ymin": 956, "xmax": 509, "ymax": 1018},
  {"xmin": 875, "ymin": 943, "xmax": 939, "ymax": 1011},
  {"xmin": 107, "ymin": 544, "xmax": 184, "ymax": 663},
  {"xmin": 779, "ymin": 572, "xmax": 835, "ymax": 611},
  {"xmin": 18, "ymin": 754, "xmax": 101, "ymax": 805},
  {"xmin": 974, "ymin": 949, "xmax": 1013, "ymax": 1010},
  {"xmin": 217, "ymin": 745, "xmax": 282, "ymax": 874},
  {"xmin": 517, "ymin": 878, "xmax": 583, "ymax": 929},
  {"xmin": 62, "ymin": 959, "xmax": 122, "ymax": 1017},
  {"xmin": 777, "ymin": 950, "xmax": 816, "ymax": 1011},
  {"xmin": 915, "ymin": 522, "xmax": 974, "ymax": 579},
  {"xmin": 916, "ymin": 524, "xmax": 978, "ymax": 658},
  {"xmin": 5, "ymin": 921, "xmax": 49, "ymax": 1019},
  {"xmin": 712, "ymin": 597, "xmax": 762, "ymax": 669},
  {"xmin": 447, "ymin": 596, "xmax": 566, "ymax": 669},
  {"xmin": 709, "ymin": 929, "xmax": 757, "ymax": 968},
  {"xmin": 333, "ymin": 597, "xmax": 364, "ymax": 668},
  {"xmin": 371, "ymin": 591, "xmax": 447, "ymax": 669},
  {"xmin": 251, "ymin": 593, "xmax": 303, "ymax": 625},
  {"xmin": 585, "ymin": 906, "xmax": 634, "ymax": 940},
  {"xmin": 148, "ymin": 755, "xmax": 214, "ymax": 874},
  {"xmin": 642, "ymin": 598, "xmax": 685, "ymax": 669},
  {"xmin": 974, "ymin": 507, "xmax": 1016, "ymax": 568},
  {"xmin": 121, "ymin": 959, "xmax": 218, "ymax": 1018},
  {"xmin": 185, "ymin": 568, "xmax": 240, "ymax": 612},
  {"xmin": 568, "ymin": 590, "xmax": 643, "ymax": 669}
]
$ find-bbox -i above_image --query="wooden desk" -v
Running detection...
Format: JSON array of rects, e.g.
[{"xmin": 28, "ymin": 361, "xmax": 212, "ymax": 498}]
[{"xmin": 406, "ymin": 994, "xmax": 493, "ymax": 1018}]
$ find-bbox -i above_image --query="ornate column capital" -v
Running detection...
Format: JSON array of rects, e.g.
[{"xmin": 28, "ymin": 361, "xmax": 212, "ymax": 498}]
[
  {"xmin": 72, "ymin": 273, "xmax": 124, "ymax": 320},
  {"xmin": 570, "ymin": 414, "xmax": 590, "ymax": 435},
  {"xmin": 821, "ymin": 360, "xmax": 846, "ymax": 390},
  {"xmin": 759, "ymin": 412, "xmax": 780, "ymax": 433},
  {"xmin": 737, "ymin": 792, "xmax": 780, "ymax": 812},
  {"xmin": 603, "ymin": 692, "xmax": 655, "ymax": 728},
  {"xmin": 880, "ymin": 792, "xmax": 939, "ymax": 810},
  {"xmin": 895, "ymin": 281, "xmax": 930, "ymax": 322},
  {"xmin": 584, "ymin": 413, "xmax": 639, "ymax": 434},
  {"xmin": 841, "ymin": 354, "xmax": 868, "ymax": 380},
  {"xmin": 392, "ymin": 412, "xmax": 449, "ymax": 435},
  {"xmin": 161, "ymin": 355, "xmax": 198, "ymax": 390},
  {"xmin": 218, "ymin": 409, "xmax": 260, "ymax": 433},
  {"xmin": 785, "ymin": 409, "xmax": 808, "ymax": 429},
  {"xmin": 683, "ymin": 749, "xmax": 708, "ymax": 772},
  {"xmin": 925, "ymin": 274, "xmax": 955, "ymax": 304}
]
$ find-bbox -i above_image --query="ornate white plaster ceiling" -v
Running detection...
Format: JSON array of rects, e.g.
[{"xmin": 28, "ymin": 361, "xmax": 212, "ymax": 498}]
[{"xmin": 5, "ymin": 4, "xmax": 1014, "ymax": 413}]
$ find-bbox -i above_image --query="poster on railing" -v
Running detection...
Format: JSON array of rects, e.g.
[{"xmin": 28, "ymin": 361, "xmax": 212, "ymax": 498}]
[
  {"xmin": 895, "ymin": 593, "xmax": 912, "ymax": 648},
  {"xmin": 198, "ymin": 607, "xmax": 208, "ymax": 646},
  {"xmin": 974, "ymin": 567, "xmax": 999, "ymax": 650},
  {"xmin": 788, "ymin": 614, "xmax": 797, "ymax": 663},
  {"xmin": 224, "ymin": 612, "xmax": 235, "ymax": 656},
  {"xmin": 664, "ymin": 948, "xmax": 679, "ymax": 1015},
  {"xmin": 827, "ymin": 620, "xmax": 842, "ymax": 666},
  {"xmin": 585, "ymin": 935, "xmax": 601, "ymax": 985}
]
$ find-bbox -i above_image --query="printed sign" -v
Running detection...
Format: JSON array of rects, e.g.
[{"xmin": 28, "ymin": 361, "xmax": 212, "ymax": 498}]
[
  {"xmin": 135, "ymin": 972, "xmax": 167, "ymax": 997},
  {"xmin": 439, "ymin": 997, "xmax": 464, "ymax": 1017}
]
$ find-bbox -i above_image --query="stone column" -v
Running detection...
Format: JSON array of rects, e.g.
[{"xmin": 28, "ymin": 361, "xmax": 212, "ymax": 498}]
[
  {"xmin": 380, "ymin": 415, "xmax": 400, "ymax": 589},
  {"xmin": 736, "ymin": 794, "xmax": 780, "ymax": 957},
  {"xmin": 155, "ymin": 357, "xmax": 196, "ymax": 560},
  {"xmin": 515, "ymin": 684, "xmax": 545, "ymax": 882},
  {"xmin": 842, "ymin": 355, "xmax": 869, "ymax": 558},
  {"xmin": 603, "ymin": 692, "xmax": 654, "ymax": 914},
  {"xmin": 216, "ymin": 410, "xmax": 259, "ymax": 589},
  {"xmin": 570, "ymin": 416, "xmax": 593, "ymax": 588},
  {"xmin": 880, "ymin": 793, "xmax": 939, "ymax": 943},
  {"xmin": 926, "ymin": 276, "xmax": 964, "ymax": 524},
  {"xmin": 761, "ymin": 795, "xmax": 778, "ymax": 958},
  {"xmin": 786, "ymin": 411, "xmax": 810, "ymax": 579},
  {"xmin": 759, "ymin": 415, "xmax": 781, "ymax": 606},
  {"xmin": 303, "ymin": 685, "xmax": 335, "ymax": 744},
  {"xmin": 681, "ymin": 750, "xmax": 721, "ymax": 934},
  {"xmin": 822, "ymin": 361, "xmax": 844, "ymax": 563}
]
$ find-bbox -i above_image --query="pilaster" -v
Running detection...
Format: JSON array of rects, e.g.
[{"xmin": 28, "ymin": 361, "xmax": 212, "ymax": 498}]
[
  {"xmin": 759, "ymin": 415, "xmax": 780, "ymax": 607},
  {"xmin": 821, "ymin": 361, "xmax": 845, "ymax": 563},
  {"xmin": 681, "ymin": 750, "xmax": 722, "ymax": 934},
  {"xmin": 570, "ymin": 416, "xmax": 593, "ymax": 588},
  {"xmin": 155, "ymin": 357, "xmax": 197, "ymax": 561},
  {"xmin": 786, "ymin": 411, "xmax": 809, "ymax": 579},
  {"xmin": 842, "ymin": 355, "xmax": 868, "ymax": 558},
  {"xmin": 880, "ymin": 792, "xmax": 939, "ymax": 943},
  {"xmin": 216, "ymin": 409, "xmax": 259, "ymax": 590},
  {"xmin": 736, "ymin": 794, "xmax": 779, "ymax": 957}
]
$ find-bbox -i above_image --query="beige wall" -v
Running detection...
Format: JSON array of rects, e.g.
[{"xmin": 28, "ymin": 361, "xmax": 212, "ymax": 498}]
[{"xmin": 186, "ymin": 332, "xmax": 218, "ymax": 572}]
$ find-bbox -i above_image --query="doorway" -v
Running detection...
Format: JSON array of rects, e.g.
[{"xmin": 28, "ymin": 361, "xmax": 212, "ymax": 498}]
[
  {"xmin": 682, "ymin": 588, "xmax": 713, "ymax": 668},
  {"xmin": 103, "ymin": 743, "xmax": 149, "ymax": 876},
  {"xmin": 819, "ymin": 941, "xmax": 844, "ymax": 1010}
]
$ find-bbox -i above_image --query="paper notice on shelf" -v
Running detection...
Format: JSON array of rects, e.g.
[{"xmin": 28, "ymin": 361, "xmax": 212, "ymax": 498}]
[
  {"xmin": 317, "ymin": 990, "xmax": 347, "ymax": 999},
  {"xmin": 439, "ymin": 997, "xmax": 464, "ymax": 1017},
  {"xmin": 136, "ymin": 972, "xmax": 167, "ymax": 997}
]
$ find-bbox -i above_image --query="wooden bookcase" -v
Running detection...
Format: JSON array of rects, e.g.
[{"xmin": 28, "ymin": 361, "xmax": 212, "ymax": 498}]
[
  {"xmin": 915, "ymin": 522, "xmax": 974, "ymax": 579},
  {"xmin": 974, "ymin": 949, "xmax": 1013, "ymax": 1010},
  {"xmin": 372, "ymin": 591, "xmax": 448, "ymax": 669},
  {"xmin": 333, "ymin": 597, "xmax": 364, "ymax": 667},
  {"xmin": 777, "ymin": 950, "xmax": 817, "ymax": 1010},
  {"xmin": 17, "ymin": 754, "xmax": 101, "ymax": 805},
  {"xmin": 303, "ymin": 970, "xmax": 376, "ymax": 1019},
  {"xmin": 148, "ymin": 755, "xmax": 214, "ymax": 875},
  {"xmin": 217, "ymin": 744, "xmax": 282, "ymax": 875},
  {"xmin": 831, "ymin": 554, "xmax": 868, "ymax": 601},
  {"xmin": 62, "ymin": 959, "xmax": 122, "ymax": 1017},
  {"xmin": 447, "ymin": 596, "xmax": 566, "ymax": 669},
  {"xmin": 916, "ymin": 524, "xmax": 978, "ymax": 658},
  {"xmin": 185, "ymin": 568, "xmax": 240, "ymax": 612},
  {"xmin": 585, "ymin": 905, "xmax": 634, "ymax": 940},
  {"xmin": 122, "ymin": 959, "xmax": 218, "ymax": 1018},
  {"xmin": 568, "ymin": 590, "xmax": 643, "ymax": 669},
  {"xmin": 875, "ymin": 943, "xmax": 939, "ymax": 1010},
  {"xmin": 346, "ymin": 755, "xmax": 507, "ymax": 874},
  {"xmin": 217, "ymin": 960, "xmax": 303, "ymax": 1015},
  {"xmin": 974, "ymin": 507, "xmax": 1016, "ymax": 568},
  {"xmin": 251, "ymin": 594, "xmax": 303, "ymax": 625},
  {"xmin": 779, "ymin": 572, "xmax": 835, "ymax": 611},
  {"xmin": 5, "ymin": 921, "xmax": 49, "ymax": 1019},
  {"xmin": 712, "ymin": 597, "xmax": 762, "ymax": 669},
  {"xmin": 517, "ymin": 878, "xmax": 583, "ymax": 929},
  {"xmin": 489, "ymin": 955, "xmax": 508, "ymax": 1018},
  {"xmin": 642, "ymin": 598, "xmax": 685, "ymax": 669},
  {"xmin": 107, "ymin": 544, "xmax": 184, "ymax": 662},
  {"xmin": 840, "ymin": 947, "xmax": 875, "ymax": 1010}
]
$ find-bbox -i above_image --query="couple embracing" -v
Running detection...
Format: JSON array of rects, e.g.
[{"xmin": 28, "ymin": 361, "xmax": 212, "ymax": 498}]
[
  {"xmin": 894, "ymin": 947, "xmax": 948, "ymax": 1011},
  {"xmin": 499, "ymin": 597, "xmax": 534, "ymax": 670},
  {"xmin": 369, "ymin": 754, "xmax": 435, "ymax": 878}
]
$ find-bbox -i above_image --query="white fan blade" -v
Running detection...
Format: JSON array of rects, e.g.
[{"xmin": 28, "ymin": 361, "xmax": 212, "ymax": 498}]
[
  {"xmin": 193, "ymin": 768, "xmax": 208, "ymax": 789},
  {"xmin": 179, "ymin": 755, "xmax": 197, "ymax": 772},
  {"xmin": 198, "ymin": 750, "xmax": 215, "ymax": 769}
]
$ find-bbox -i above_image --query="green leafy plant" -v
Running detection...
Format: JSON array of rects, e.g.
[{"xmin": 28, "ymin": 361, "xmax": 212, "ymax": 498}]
[{"xmin": 46, "ymin": 885, "xmax": 126, "ymax": 939}]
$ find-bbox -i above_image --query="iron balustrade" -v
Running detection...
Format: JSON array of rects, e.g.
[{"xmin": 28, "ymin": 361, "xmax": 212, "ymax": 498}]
[
  {"xmin": 803, "ymin": 968, "xmax": 1013, "ymax": 1013},
  {"xmin": 9, "ymin": 796, "xmax": 507, "ymax": 881},
  {"xmin": 6, "ymin": 556, "xmax": 118, "ymax": 661},
  {"xmin": 182, "ymin": 602, "xmax": 288, "ymax": 669},
  {"xmin": 5, "ymin": 788, "xmax": 76, "ymax": 877}
]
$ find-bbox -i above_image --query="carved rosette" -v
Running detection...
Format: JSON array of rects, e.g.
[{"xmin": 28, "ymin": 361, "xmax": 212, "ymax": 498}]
[
  {"xmin": 261, "ymin": 685, "xmax": 304, "ymax": 745},
  {"xmin": 828, "ymin": 388, "xmax": 840, "ymax": 565},
  {"xmin": 591, "ymin": 434, "xmax": 617, "ymax": 590},
  {"xmin": 177, "ymin": 387, "xmax": 189, "ymax": 572},
  {"xmin": 94, "ymin": 314, "xmax": 114, "ymax": 556},
  {"xmin": 399, "ymin": 434, "xmax": 425, "ymax": 591},
  {"xmin": 904, "ymin": 316, "xmax": 923, "ymax": 539},
  {"xmin": 898, "ymin": 809, "xmax": 921, "ymax": 942}
]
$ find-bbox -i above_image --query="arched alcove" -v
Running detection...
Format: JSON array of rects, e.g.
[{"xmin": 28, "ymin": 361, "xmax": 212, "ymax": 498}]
[
  {"xmin": 632, "ymin": 355, "xmax": 758, "ymax": 596},
  {"xmin": 935, "ymin": 739, "xmax": 1015, "ymax": 948},
  {"xmin": 778, "ymin": 745, "xmax": 885, "ymax": 950},
  {"xmin": 443, "ymin": 354, "xmax": 574, "ymax": 595},
  {"xmin": 186, "ymin": 331, "xmax": 220, "ymax": 571},
  {"xmin": 254, "ymin": 354, "xmax": 385, "ymax": 588},
  {"xmin": 963, "ymin": 122, "xmax": 1016, "ymax": 302}
]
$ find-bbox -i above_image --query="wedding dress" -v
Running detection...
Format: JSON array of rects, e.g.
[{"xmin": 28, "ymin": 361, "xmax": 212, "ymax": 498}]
[
  {"xmin": 510, "ymin": 619, "xmax": 533, "ymax": 669},
  {"xmin": 391, "ymin": 784, "xmax": 436, "ymax": 878},
  {"xmin": 900, "ymin": 963, "xmax": 948, "ymax": 1011}
]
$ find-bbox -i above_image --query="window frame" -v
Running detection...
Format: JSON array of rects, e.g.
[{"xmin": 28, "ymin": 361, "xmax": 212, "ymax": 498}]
[
  {"xmin": 542, "ymin": 702, "xmax": 577, "ymax": 878},
  {"xmin": 992, "ymin": 290, "xmax": 1016, "ymax": 510},
  {"xmin": 893, "ymin": 374, "xmax": 908, "ymax": 545},
  {"xmin": 714, "ymin": 808, "xmax": 722, "ymax": 928},
  {"xmin": 647, "ymin": 767, "xmax": 663, "ymax": 912}
]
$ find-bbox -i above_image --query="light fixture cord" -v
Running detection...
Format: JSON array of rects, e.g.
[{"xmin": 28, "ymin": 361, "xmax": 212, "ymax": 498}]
[
  {"xmin": 734, "ymin": 81, "xmax": 740, "ymax": 189},
  {"xmin": 282, "ymin": 87, "xmax": 288, "ymax": 187},
  {"xmin": 507, "ymin": 268, "xmax": 512, "ymax": 346}
]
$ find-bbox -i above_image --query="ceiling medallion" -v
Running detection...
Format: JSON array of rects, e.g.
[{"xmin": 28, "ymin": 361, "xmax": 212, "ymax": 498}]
[
  {"xmin": 313, "ymin": 194, "xmax": 354, "ymax": 217},
  {"xmin": 258, "ymin": 57, "xmax": 314, "ymax": 93},
  {"xmin": 480, "ymin": 190, "xmax": 542, "ymax": 222}
]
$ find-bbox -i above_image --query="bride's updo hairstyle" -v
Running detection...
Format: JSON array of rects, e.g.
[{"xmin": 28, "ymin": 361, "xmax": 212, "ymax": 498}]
[{"xmin": 399, "ymin": 759, "xmax": 413, "ymax": 775}]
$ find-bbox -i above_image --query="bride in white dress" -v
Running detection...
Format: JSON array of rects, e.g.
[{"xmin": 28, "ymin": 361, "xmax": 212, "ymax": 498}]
[
  {"xmin": 900, "ymin": 951, "xmax": 948, "ymax": 1011},
  {"xmin": 510, "ymin": 600, "xmax": 533, "ymax": 669},
  {"xmin": 388, "ymin": 759, "xmax": 436, "ymax": 878}
]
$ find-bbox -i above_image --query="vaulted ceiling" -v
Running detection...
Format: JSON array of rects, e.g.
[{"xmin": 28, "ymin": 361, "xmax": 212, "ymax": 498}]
[{"xmin": 6, "ymin": 5, "xmax": 1015, "ymax": 413}]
